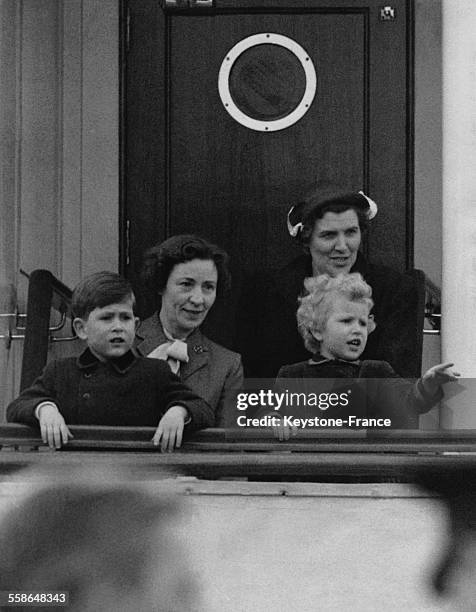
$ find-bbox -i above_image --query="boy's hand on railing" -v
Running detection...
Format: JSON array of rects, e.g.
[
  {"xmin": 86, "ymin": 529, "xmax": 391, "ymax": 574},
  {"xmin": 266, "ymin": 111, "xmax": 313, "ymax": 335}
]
[
  {"xmin": 273, "ymin": 416, "xmax": 299, "ymax": 441},
  {"xmin": 422, "ymin": 362, "xmax": 460, "ymax": 396},
  {"xmin": 152, "ymin": 405, "xmax": 188, "ymax": 452},
  {"xmin": 37, "ymin": 403, "xmax": 73, "ymax": 449}
]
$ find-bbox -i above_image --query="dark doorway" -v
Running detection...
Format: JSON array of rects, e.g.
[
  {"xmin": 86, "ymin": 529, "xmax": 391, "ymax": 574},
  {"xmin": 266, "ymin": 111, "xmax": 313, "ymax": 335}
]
[{"xmin": 122, "ymin": 0, "xmax": 413, "ymax": 347}]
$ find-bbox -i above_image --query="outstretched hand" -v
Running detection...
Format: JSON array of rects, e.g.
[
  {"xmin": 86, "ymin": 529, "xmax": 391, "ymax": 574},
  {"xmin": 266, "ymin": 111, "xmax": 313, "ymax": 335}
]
[{"xmin": 422, "ymin": 362, "xmax": 460, "ymax": 396}]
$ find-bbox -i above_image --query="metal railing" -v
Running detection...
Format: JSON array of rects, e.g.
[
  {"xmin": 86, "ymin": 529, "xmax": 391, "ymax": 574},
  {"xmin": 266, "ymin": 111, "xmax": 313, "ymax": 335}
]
[
  {"xmin": 424, "ymin": 274, "xmax": 441, "ymax": 336},
  {"xmin": 0, "ymin": 270, "xmax": 76, "ymax": 347}
]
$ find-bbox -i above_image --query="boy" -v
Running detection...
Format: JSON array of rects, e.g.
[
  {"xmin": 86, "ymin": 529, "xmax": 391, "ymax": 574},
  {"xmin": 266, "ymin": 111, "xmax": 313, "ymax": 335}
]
[
  {"xmin": 276, "ymin": 273, "xmax": 458, "ymax": 430},
  {"xmin": 7, "ymin": 272, "xmax": 214, "ymax": 451}
]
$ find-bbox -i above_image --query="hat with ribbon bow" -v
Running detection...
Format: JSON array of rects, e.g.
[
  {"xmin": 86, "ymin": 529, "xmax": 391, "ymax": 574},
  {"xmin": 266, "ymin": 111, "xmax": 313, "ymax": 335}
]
[{"xmin": 287, "ymin": 190, "xmax": 378, "ymax": 238}]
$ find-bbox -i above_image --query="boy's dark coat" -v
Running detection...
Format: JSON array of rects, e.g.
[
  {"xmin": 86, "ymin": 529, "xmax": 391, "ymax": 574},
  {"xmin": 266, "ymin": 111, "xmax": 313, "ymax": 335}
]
[{"xmin": 7, "ymin": 348, "xmax": 214, "ymax": 429}]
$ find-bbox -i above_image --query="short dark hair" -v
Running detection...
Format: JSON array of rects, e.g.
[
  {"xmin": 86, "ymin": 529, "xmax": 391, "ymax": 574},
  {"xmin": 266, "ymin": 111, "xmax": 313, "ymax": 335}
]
[
  {"xmin": 301, "ymin": 201, "xmax": 369, "ymax": 245},
  {"xmin": 141, "ymin": 234, "xmax": 231, "ymax": 296},
  {"xmin": 71, "ymin": 272, "xmax": 135, "ymax": 319},
  {"xmin": 291, "ymin": 189, "xmax": 370, "ymax": 246}
]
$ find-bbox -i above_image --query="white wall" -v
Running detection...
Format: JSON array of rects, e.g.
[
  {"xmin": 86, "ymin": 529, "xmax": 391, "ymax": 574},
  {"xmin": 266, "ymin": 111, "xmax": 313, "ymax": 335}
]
[
  {"xmin": 0, "ymin": 0, "xmax": 119, "ymax": 415},
  {"xmin": 441, "ymin": 0, "xmax": 476, "ymax": 424},
  {"xmin": 414, "ymin": 0, "xmax": 442, "ymax": 376}
]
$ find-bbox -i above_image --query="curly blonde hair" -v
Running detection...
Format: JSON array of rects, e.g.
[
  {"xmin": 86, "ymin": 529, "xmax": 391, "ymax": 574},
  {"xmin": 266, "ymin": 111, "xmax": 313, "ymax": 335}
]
[{"xmin": 297, "ymin": 273, "xmax": 374, "ymax": 353}]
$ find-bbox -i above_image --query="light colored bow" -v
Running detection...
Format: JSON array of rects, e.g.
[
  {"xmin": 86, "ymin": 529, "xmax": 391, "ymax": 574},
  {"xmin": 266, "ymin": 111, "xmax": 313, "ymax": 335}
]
[{"xmin": 147, "ymin": 339, "xmax": 189, "ymax": 374}]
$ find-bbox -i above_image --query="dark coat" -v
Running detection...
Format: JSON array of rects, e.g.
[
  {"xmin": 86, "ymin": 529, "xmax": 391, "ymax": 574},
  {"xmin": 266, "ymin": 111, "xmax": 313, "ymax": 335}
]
[
  {"xmin": 7, "ymin": 348, "xmax": 215, "ymax": 430},
  {"xmin": 277, "ymin": 357, "xmax": 440, "ymax": 428},
  {"xmin": 236, "ymin": 252, "xmax": 421, "ymax": 378},
  {"xmin": 135, "ymin": 315, "xmax": 243, "ymax": 427}
]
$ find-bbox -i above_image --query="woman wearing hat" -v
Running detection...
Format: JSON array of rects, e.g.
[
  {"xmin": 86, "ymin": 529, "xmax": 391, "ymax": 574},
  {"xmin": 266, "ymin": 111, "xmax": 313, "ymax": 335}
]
[
  {"xmin": 136, "ymin": 234, "xmax": 243, "ymax": 426},
  {"xmin": 237, "ymin": 188, "xmax": 421, "ymax": 378}
]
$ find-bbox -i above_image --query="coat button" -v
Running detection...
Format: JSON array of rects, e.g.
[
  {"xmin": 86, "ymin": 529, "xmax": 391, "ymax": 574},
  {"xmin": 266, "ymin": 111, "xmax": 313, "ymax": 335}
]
[{"xmin": 82, "ymin": 392, "xmax": 91, "ymax": 400}]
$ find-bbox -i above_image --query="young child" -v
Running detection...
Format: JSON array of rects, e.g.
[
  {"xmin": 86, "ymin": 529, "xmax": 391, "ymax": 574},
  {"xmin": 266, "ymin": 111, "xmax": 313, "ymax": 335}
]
[
  {"xmin": 276, "ymin": 273, "xmax": 459, "ymax": 429},
  {"xmin": 7, "ymin": 271, "xmax": 214, "ymax": 451}
]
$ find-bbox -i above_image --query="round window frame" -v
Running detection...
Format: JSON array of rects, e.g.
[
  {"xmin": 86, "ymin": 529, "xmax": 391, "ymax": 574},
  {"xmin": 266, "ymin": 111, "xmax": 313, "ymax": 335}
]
[{"xmin": 218, "ymin": 33, "xmax": 317, "ymax": 132}]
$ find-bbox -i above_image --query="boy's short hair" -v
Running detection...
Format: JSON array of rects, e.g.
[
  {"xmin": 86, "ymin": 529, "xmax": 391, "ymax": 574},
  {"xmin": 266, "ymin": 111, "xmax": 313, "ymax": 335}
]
[
  {"xmin": 297, "ymin": 273, "xmax": 374, "ymax": 353},
  {"xmin": 72, "ymin": 272, "xmax": 135, "ymax": 319}
]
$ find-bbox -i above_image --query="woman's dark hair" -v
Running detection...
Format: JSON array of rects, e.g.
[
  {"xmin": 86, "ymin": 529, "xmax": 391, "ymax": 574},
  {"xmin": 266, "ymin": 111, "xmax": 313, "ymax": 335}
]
[
  {"xmin": 141, "ymin": 234, "xmax": 231, "ymax": 296},
  {"xmin": 292, "ymin": 190, "xmax": 371, "ymax": 245}
]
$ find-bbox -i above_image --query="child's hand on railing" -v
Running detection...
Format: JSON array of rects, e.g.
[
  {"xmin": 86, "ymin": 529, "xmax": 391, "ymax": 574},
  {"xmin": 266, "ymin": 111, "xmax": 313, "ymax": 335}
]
[
  {"xmin": 37, "ymin": 403, "xmax": 73, "ymax": 449},
  {"xmin": 152, "ymin": 405, "xmax": 188, "ymax": 452},
  {"xmin": 272, "ymin": 416, "xmax": 299, "ymax": 441}
]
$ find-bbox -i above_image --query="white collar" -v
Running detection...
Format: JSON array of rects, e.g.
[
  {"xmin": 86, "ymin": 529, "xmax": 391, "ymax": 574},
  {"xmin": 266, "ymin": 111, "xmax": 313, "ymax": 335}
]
[{"xmin": 309, "ymin": 355, "xmax": 361, "ymax": 366}]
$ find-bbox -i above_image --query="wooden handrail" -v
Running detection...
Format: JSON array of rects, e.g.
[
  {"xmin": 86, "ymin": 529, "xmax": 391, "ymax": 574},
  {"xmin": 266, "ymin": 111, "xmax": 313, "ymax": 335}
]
[
  {"xmin": 2, "ymin": 425, "xmax": 476, "ymax": 481},
  {"xmin": 20, "ymin": 270, "xmax": 75, "ymax": 390},
  {"xmin": 2, "ymin": 424, "xmax": 476, "ymax": 453}
]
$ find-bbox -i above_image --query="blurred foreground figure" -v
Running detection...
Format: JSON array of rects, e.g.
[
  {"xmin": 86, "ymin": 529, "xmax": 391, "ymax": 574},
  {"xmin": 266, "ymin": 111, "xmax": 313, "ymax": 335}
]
[
  {"xmin": 0, "ymin": 471, "xmax": 197, "ymax": 611},
  {"xmin": 420, "ymin": 467, "xmax": 476, "ymax": 612}
]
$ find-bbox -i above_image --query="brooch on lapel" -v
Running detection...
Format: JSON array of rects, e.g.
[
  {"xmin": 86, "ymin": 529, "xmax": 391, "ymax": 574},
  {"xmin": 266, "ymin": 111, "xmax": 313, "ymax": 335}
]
[{"xmin": 193, "ymin": 345, "xmax": 204, "ymax": 354}]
